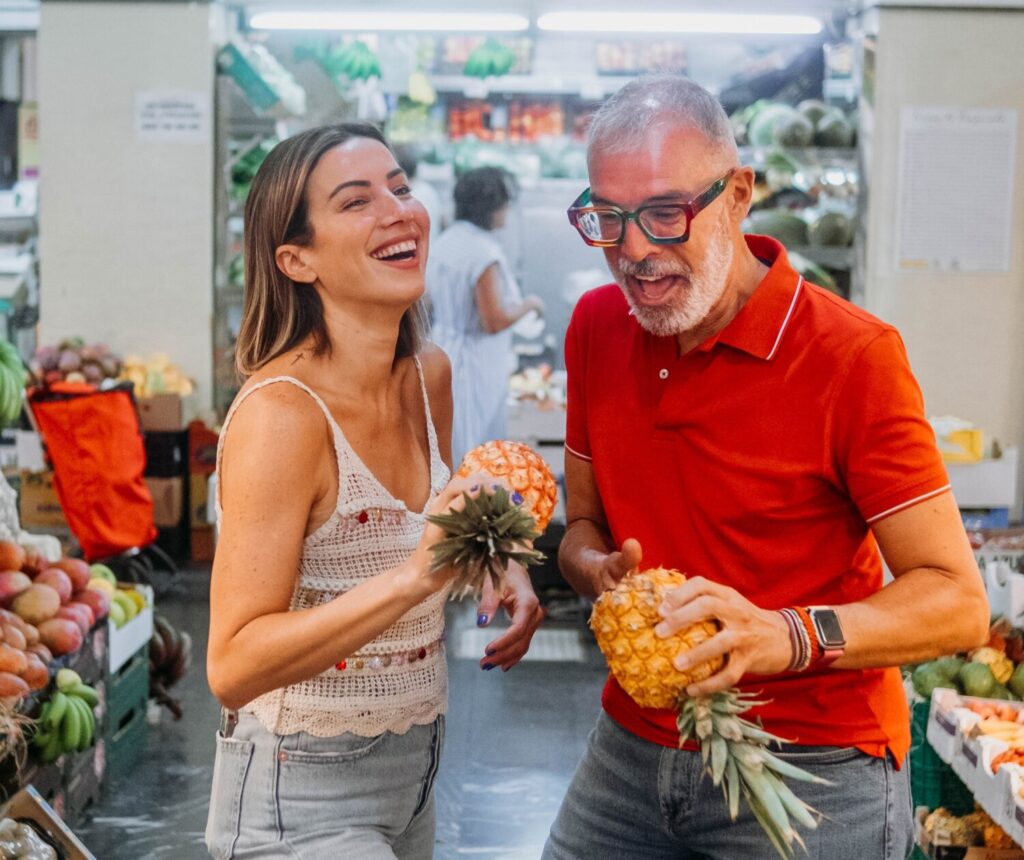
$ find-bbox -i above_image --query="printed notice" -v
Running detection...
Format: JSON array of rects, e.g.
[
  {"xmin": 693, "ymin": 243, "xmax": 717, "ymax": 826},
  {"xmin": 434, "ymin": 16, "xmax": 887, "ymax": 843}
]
[
  {"xmin": 136, "ymin": 90, "xmax": 209, "ymax": 143},
  {"xmin": 896, "ymin": 107, "xmax": 1017, "ymax": 273}
]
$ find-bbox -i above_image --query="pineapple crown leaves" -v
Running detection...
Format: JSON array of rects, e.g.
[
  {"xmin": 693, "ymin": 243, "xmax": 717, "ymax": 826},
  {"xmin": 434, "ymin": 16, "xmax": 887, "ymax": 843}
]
[
  {"xmin": 426, "ymin": 488, "xmax": 545, "ymax": 597},
  {"xmin": 676, "ymin": 690, "xmax": 829, "ymax": 859}
]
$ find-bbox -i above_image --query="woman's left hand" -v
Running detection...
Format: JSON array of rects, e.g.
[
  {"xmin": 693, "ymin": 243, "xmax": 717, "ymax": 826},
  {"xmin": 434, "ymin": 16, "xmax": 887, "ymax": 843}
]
[{"xmin": 474, "ymin": 563, "xmax": 545, "ymax": 671}]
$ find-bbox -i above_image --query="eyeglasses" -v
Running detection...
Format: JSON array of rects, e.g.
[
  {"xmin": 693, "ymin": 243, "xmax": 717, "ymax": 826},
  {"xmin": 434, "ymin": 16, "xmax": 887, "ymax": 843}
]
[{"xmin": 567, "ymin": 169, "xmax": 735, "ymax": 247}]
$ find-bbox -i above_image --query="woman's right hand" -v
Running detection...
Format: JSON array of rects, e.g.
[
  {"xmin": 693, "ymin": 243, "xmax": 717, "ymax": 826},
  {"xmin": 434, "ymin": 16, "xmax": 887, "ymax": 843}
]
[{"xmin": 405, "ymin": 473, "xmax": 508, "ymax": 598}]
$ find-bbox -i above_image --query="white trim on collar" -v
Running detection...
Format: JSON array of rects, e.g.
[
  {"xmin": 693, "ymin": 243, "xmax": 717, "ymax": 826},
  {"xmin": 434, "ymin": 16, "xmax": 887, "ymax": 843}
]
[{"xmin": 765, "ymin": 276, "xmax": 804, "ymax": 361}]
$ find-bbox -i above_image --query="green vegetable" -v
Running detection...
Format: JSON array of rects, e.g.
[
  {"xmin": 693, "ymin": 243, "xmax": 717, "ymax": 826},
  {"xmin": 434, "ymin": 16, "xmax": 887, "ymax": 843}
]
[
  {"xmin": 745, "ymin": 209, "xmax": 809, "ymax": 247},
  {"xmin": 809, "ymin": 212, "xmax": 854, "ymax": 247},
  {"xmin": 959, "ymin": 662, "xmax": 998, "ymax": 698}
]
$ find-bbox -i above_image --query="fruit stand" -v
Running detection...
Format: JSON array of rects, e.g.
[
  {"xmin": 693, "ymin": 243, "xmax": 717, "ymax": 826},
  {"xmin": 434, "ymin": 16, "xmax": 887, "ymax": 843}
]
[{"xmin": 910, "ymin": 554, "xmax": 1024, "ymax": 857}]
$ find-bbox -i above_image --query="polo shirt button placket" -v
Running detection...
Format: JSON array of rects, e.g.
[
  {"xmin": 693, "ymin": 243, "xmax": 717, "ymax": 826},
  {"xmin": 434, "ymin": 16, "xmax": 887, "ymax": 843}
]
[{"xmin": 659, "ymin": 368, "xmax": 669, "ymax": 380}]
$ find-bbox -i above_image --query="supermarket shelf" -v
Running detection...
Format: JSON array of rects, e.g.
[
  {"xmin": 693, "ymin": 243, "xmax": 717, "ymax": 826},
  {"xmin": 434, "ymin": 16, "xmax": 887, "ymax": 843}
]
[
  {"xmin": 788, "ymin": 246, "xmax": 855, "ymax": 268},
  {"xmin": 739, "ymin": 146, "xmax": 859, "ymax": 163},
  {"xmin": 431, "ymin": 74, "xmax": 635, "ymax": 98}
]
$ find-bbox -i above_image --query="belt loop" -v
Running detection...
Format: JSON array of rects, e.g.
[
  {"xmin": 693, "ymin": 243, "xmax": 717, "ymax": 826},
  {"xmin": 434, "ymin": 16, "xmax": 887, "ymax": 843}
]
[{"xmin": 220, "ymin": 708, "xmax": 239, "ymax": 738}]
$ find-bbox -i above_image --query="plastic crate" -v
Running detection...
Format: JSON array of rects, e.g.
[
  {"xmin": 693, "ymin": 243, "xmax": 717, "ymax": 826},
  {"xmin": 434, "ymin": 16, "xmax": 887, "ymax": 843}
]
[
  {"xmin": 104, "ymin": 701, "xmax": 147, "ymax": 782},
  {"xmin": 104, "ymin": 647, "xmax": 148, "ymax": 735},
  {"xmin": 911, "ymin": 700, "xmax": 976, "ymax": 815}
]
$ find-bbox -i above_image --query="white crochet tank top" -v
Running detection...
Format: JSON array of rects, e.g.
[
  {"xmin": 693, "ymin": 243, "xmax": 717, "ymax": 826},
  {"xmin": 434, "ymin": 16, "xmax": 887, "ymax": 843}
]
[{"xmin": 215, "ymin": 358, "xmax": 451, "ymax": 737}]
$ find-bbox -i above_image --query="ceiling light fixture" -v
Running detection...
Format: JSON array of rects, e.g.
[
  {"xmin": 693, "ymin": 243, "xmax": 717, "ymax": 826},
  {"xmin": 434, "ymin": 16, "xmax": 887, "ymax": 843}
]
[
  {"xmin": 248, "ymin": 11, "xmax": 530, "ymax": 32},
  {"xmin": 537, "ymin": 11, "xmax": 822, "ymax": 35}
]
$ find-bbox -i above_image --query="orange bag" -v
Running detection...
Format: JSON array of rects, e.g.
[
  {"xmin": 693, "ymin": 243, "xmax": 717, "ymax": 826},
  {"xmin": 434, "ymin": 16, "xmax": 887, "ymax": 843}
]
[{"xmin": 27, "ymin": 382, "xmax": 157, "ymax": 561}]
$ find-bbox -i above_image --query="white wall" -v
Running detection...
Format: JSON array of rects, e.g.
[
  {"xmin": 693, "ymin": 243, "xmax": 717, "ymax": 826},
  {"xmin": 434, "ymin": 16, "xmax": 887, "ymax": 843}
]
[
  {"xmin": 38, "ymin": 2, "xmax": 219, "ymax": 415},
  {"xmin": 864, "ymin": 7, "xmax": 1024, "ymax": 487}
]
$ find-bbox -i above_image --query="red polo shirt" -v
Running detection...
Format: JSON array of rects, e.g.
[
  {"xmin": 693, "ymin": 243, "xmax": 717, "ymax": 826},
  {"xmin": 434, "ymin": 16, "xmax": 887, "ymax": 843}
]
[{"xmin": 564, "ymin": 235, "xmax": 950, "ymax": 764}]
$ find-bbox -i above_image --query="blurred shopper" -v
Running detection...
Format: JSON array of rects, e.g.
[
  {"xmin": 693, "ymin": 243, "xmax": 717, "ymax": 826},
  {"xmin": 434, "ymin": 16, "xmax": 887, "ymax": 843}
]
[
  {"xmin": 205, "ymin": 123, "xmax": 542, "ymax": 859},
  {"xmin": 426, "ymin": 167, "xmax": 544, "ymax": 462}
]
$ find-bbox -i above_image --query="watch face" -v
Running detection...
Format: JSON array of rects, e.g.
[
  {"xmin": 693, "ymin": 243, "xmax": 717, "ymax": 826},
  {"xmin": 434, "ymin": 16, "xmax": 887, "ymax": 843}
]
[{"xmin": 813, "ymin": 610, "xmax": 845, "ymax": 647}]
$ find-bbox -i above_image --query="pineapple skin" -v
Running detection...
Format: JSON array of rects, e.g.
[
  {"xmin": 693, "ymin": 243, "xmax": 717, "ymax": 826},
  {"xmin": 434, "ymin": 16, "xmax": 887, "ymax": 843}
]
[
  {"xmin": 456, "ymin": 440, "xmax": 558, "ymax": 532},
  {"xmin": 591, "ymin": 567, "xmax": 725, "ymax": 710}
]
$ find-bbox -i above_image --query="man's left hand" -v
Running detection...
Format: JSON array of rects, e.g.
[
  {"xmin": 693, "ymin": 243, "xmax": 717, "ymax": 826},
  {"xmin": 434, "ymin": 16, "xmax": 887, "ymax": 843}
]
[{"xmin": 654, "ymin": 577, "xmax": 792, "ymax": 696}]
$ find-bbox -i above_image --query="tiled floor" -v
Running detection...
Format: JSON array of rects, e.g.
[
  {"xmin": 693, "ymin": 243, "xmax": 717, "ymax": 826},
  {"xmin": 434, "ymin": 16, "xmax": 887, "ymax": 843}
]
[{"xmin": 73, "ymin": 568, "xmax": 607, "ymax": 859}]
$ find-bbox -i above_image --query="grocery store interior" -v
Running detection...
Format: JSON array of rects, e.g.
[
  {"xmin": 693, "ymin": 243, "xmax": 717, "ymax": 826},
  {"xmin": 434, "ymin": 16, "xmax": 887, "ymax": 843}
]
[{"xmin": 0, "ymin": 0, "xmax": 1017, "ymax": 857}]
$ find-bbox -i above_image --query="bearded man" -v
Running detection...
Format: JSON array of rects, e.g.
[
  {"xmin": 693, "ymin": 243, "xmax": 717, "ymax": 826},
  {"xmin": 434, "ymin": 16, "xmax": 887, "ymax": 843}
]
[{"xmin": 543, "ymin": 75, "xmax": 988, "ymax": 860}]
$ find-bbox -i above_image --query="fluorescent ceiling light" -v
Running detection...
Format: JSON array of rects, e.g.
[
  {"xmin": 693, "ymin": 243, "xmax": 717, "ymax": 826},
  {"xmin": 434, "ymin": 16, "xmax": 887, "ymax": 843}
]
[
  {"xmin": 537, "ymin": 11, "xmax": 822, "ymax": 35},
  {"xmin": 249, "ymin": 11, "xmax": 530, "ymax": 32}
]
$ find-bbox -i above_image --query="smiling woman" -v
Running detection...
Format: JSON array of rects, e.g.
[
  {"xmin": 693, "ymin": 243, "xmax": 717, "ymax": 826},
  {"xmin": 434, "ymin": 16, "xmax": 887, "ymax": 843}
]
[{"xmin": 205, "ymin": 124, "xmax": 544, "ymax": 859}]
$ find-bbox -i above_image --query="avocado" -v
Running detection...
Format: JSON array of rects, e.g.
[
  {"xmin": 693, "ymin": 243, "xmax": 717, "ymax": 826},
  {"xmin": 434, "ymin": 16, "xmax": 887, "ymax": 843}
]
[
  {"xmin": 1008, "ymin": 662, "xmax": 1024, "ymax": 699},
  {"xmin": 959, "ymin": 662, "xmax": 998, "ymax": 699},
  {"xmin": 912, "ymin": 662, "xmax": 956, "ymax": 699},
  {"xmin": 809, "ymin": 212, "xmax": 854, "ymax": 247}
]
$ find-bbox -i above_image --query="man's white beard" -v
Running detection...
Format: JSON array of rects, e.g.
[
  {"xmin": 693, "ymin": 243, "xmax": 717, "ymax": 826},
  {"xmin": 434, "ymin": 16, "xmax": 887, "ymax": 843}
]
[{"xmin": 613, "ymin": 227, "xmax": 734, "ymax": 337}]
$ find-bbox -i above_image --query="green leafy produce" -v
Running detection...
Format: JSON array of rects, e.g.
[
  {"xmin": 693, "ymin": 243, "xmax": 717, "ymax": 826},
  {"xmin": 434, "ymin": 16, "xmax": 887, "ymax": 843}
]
[
  {"xmin": 797, "ymin": 99, "xmax": 830, "ymax": 125},
  {"xmin": 745, "ymin": 209, "xmax": 809, "ymax": 247},
  {"xmin": 808, "ymin": 212, "xmax": 854, "ymax": 247},
  {"xmin": 814, "ymin": 110, "xmax": 854, "ymax": 148}
]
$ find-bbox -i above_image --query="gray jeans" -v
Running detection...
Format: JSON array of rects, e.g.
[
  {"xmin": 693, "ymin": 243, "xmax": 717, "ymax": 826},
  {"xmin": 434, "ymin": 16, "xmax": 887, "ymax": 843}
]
[
  {"xmin": 543, "ymin": 711, "xmax": 913, "ymax": 860},
  {"xmin": 205, "ymin": 711, "xmax": 445, "ymax": 859}
]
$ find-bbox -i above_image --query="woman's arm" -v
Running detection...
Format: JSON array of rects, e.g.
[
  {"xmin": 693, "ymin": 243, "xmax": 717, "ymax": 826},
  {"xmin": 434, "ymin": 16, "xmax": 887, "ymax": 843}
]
[
  {"xmin": 474, "ymin": 263, "xmax": 544, "ymax": 335},
  {"xmin": 207, "ymin": 382, "xmax": 466, "ymax": 711}
]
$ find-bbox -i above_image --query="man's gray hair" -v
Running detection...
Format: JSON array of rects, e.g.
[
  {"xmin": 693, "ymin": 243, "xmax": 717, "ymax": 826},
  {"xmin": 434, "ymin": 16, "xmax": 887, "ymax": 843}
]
[{"xmin": 587, "ymin": 75, "xmax": 737, "ymax": 160}]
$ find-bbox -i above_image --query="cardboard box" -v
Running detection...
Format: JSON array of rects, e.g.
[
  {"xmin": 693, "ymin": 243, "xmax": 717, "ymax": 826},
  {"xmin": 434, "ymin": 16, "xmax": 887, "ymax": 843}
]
[
  {"xmin": 17, "ymin": 470, "xmax": 66, "ymax": 528},
  {"xmin": 190, "ymin": 472, "xmax": 209, "ymax": 527},
  {"xmin": 137, "ymin": 393, "xmax": 183, "ymax": 432},
  {"xmin": 107, "ymin": 584, "xmax": 154, "ymax": 674},
  {"xmin": 192, "ymin": 525, "xmax": 215, "ymax": 562},
  {"xmin": 0, "ymin": 784, "xmax": 97, "ymax": 859},
  {"xmin": 144, "ymin": 476, "xmax": 183, "ymax": 528}
]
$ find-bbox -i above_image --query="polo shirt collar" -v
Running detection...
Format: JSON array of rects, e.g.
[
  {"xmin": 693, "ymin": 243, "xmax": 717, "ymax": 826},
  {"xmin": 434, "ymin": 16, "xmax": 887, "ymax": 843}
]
[{"xmin": 695, "ymin": 235, "xmax": 804, "ymax": 361}]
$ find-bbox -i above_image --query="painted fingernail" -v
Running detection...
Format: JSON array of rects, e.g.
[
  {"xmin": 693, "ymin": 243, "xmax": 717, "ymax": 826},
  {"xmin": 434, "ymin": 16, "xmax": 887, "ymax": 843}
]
[
  {"xmin": 512, "ymin": 492, "xmax": 524, "ymax": 505},
  {"xmin": 482, "ymin": 663, "xmax": 495, "ymax": 671},
  {"xmin": 485, "ymin": 647, "xmax": 497, "ymax": 656},
  {"xmin": 470, "ymin": 484, "xmax": 479, "ymax": 492},
  {"xmin": 477, "ymin": 613, "xmax": 489, "ymax": 627}
]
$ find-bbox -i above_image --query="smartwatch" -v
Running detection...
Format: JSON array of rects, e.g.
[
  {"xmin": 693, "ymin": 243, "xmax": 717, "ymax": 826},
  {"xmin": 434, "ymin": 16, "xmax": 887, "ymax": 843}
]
[{"xmin": 807, "ymin": 606, "xmax": 846, "ymax": 666}]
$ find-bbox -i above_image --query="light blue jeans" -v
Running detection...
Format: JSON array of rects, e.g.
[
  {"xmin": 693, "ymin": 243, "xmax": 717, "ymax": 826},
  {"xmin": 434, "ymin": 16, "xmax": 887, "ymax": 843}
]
[
  {"xmin": 205, "ymin": 712, "xmax": 444, "ymax": 859},
  {"xmin": 543, "ymin": 712, "xmax": 913, "ymax": 860}
]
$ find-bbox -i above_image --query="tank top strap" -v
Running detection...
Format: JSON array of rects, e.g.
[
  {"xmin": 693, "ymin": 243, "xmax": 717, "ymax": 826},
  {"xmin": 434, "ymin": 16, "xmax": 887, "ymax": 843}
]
[
  {"xmin": 215, "ymin": 376, "xmax": 346, "ymax": 519},
  {"xmin": 412, "ymin": 357, "xmax": 449, "ymax": 488}
]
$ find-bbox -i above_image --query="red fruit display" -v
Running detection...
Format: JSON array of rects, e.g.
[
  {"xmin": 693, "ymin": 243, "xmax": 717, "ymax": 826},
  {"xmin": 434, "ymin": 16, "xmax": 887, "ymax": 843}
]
[
  {"xmin": 0, "ymin": 572, "xmax": 31, "ymax": 606},
  {"xmin": 56, "ymin": 605, "xmax": 91, "ymax": 636},
  {"xmin": 19, "ymin": 653, "xmax": 49, "ymax": 690},
  {"xmin": 74, "ymin": 588, "xmax": 110, "ymax": 621},
  {"xmin": 0, "ymin": 623, "xmax": 25, "ymax": 651},
  {"xmin": 0, "ymin": 671, "xmax": 29, "ymax": 699},
  {"xmin": 11, "ymin": 584, "xmax": 61, "ymax": 625},
  {"xmin": 19, "ymin": 552, "xmax": 44, "ymax": 578},
  {"xmin": 0, "ymin": 541, "xmax": 25, "ymax": 573},
  {"xmin": 36, "ymin": 618, "xmax": 83, "ymax": 656},
  {"xmin": 66, "ymin": 600, "xmax": 95, "ymax": 626},
  {"xmin": 0, "ymin": 643, "xmax": 27, "ymax": 675},
  {"xmin": 51, "ymin": 558, "xmax": 91, "ymax": 591},
  {"xmin": 35, "ymin": 569, "xmax": 73, "ymax": 604}
]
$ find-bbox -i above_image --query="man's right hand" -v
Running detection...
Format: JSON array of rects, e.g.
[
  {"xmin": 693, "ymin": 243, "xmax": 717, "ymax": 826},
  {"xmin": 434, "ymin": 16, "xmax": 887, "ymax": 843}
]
[{"xmin": 593, "ymin": 538, "xmax": 643, "ymax": 594}]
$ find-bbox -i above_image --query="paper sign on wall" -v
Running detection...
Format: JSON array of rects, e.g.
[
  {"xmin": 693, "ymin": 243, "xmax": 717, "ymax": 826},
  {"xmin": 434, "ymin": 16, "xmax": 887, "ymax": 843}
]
[
  {"xmin": 136, "ymin": 90, "xmax": 210, "ymax": 143},
  {"xmin": 896, "ymin": 107, "xmax": 1017, "ymax": 273}
]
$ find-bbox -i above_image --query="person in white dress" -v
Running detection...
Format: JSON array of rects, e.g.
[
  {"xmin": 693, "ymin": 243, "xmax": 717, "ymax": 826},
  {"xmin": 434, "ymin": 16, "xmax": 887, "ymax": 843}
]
[{"xmin": 426, "ymin": 167, "xmax": 545, "ymax": 463}]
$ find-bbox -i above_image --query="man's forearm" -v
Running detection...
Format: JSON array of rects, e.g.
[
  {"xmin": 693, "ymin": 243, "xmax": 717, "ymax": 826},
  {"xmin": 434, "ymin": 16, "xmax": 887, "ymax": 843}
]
[{"xmin": 558, "ymin": 518, "xmax": 615, "ymax": 600}]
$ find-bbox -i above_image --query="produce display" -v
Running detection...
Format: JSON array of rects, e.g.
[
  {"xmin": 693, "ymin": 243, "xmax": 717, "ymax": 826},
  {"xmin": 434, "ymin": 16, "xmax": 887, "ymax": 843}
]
[
  {"xmin": 911, "ymin": 625, "xmax": 1024, "ymax": 701},
  {"xmin": 28, "ymin": 339, "xmax": 121, "ymax": 388},
  {"xmin": 590, "ymin": 567, "xmax": 821, "ymax": 858},
  {"xmin": 732, "ymin": 99, "xmax": 856, "ymax": 150},
  {"xmin": 30, "ymin": 669, "xmax": 98, "ymax": 763},
  {"xmin": 463, "ymin": 39, "xmax": 516, "ymax": 79},
  {"xmin": 922, "ymin": 807, "xmax": 1016, "ymax": 850},
  {"xmin": 0, "ymin": 342, "xmax": 26, "ymax": 427},
  {"xmin": 119, "ymin": 353, "xmax": 194, "ymax": 399},
  {"xmin": 428, "ymin": 440, "xmax": 557, "ymax": 596}
]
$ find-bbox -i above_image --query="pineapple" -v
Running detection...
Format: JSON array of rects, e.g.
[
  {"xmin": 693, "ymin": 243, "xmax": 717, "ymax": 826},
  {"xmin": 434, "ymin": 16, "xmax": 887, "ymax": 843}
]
[
  {"xmin": 591, "ymin": 568, "xmax": 824, "ymax": 859},
  {"xmin": 427, "ymin": 440, "xmax": 557, "ymax": 597},
  {"xmin": 456, "ymin": 440, "xmax": 558, "ymax": 532}
]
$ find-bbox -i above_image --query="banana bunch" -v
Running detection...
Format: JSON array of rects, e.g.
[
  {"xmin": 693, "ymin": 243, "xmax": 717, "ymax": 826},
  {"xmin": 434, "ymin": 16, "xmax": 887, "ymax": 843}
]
[
  {"xmin": 150, "ymin": 614, "xmax": 192, "ymax": 720},
  {"xmin": 463, "ymin": 39, "xmax": 516, "ymax": 79},
  {"xmin": 970, "ymin": 718, "xmax": 1024, "ymax": 746},
  {"xmin": 109, "ymin": 587, "xmax": 146, "ymax": 629},
  {"xmin": 32, "ymin": 669, "xmax": 98, "ymax": 762},
  {"xmin": 333, "ymin": 42, "xmax": 381, "ymax": 82},
  {"xmin": 0, "ymin": 340, "xmax": 26, "ymax": 426}
]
